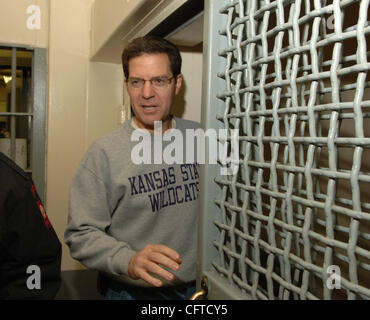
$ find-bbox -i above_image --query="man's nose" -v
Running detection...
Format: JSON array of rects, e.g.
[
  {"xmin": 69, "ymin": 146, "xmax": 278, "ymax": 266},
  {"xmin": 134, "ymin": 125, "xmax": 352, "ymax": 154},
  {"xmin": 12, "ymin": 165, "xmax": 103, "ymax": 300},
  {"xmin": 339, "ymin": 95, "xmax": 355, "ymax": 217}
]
[{"xmin": 142, "ymin": 80, "xmax": 155, "ymax": 98}]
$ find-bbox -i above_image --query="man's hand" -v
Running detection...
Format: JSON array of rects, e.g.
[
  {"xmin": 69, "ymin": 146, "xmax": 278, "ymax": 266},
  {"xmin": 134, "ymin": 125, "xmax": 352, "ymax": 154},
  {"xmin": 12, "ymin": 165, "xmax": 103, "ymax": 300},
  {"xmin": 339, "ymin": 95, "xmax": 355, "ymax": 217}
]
[{"xmin": 128, "ymin": 244, "xmax": 182, "ymax": 287}]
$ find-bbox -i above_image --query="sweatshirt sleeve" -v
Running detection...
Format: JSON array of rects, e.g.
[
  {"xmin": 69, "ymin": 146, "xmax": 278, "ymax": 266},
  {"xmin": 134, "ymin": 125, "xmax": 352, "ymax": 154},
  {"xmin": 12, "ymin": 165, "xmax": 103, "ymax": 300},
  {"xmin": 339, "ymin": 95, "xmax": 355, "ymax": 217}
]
[{"xmin": 64, "ymin": 148, "xmax": 136, "ymax": 277}]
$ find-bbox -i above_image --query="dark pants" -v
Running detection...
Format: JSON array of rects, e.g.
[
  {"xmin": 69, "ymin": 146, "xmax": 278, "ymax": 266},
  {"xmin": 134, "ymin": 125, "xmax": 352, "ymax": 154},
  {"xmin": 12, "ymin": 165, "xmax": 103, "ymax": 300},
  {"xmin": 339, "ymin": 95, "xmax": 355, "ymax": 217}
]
[{"xmin": 98, "ymin": 273, "xmax": 196, "ymax": 300}]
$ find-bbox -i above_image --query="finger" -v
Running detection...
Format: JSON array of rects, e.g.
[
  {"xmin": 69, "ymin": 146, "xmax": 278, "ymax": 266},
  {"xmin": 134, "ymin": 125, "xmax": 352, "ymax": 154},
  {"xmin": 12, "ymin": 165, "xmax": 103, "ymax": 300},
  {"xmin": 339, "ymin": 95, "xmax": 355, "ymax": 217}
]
[
  {"xmin": 138, "ymin": 269, "xmax": 163, "ymax": 287},
  {"xmin": 150, "ymin": 244, "xmax": 181, "ymax": 262},
  {"xmin": 137, "ymin": 262, "xmax": 175, "ymax": 287},
  {"xmin": 146, "ymin": 261, "xmax": 176, "ymax": 282},
  {"xmin": 149, "ymin": 251, "xmax": 180, "ymax": 272}
]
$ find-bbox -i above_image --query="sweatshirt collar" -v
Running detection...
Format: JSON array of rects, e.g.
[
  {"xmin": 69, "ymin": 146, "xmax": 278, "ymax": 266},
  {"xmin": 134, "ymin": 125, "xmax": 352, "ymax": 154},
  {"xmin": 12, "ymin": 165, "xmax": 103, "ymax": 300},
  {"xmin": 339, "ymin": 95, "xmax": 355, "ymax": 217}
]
[{"xmin": 130, "ymin": 117, "xmax": 177, "ymax": 132}]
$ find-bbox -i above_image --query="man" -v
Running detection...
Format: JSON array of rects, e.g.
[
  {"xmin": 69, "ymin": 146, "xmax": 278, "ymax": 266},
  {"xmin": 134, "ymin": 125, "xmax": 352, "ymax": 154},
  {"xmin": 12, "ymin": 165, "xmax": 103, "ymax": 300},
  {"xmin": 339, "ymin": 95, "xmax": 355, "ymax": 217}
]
[
  {"xmin": 0, "ymin": 152, "xmax": 61, "ymax": 299},
  {"xmin": 65, "ymin": 36, "xmax": 200, "ymax": 300}
]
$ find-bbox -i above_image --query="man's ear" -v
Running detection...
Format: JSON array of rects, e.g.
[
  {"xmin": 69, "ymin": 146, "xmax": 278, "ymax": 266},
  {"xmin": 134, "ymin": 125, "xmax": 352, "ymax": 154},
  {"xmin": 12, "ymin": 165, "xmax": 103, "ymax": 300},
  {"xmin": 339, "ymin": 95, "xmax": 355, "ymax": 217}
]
[{"xmin": 175, "ymin": 74, "xmax": 183, "ymax": 95}]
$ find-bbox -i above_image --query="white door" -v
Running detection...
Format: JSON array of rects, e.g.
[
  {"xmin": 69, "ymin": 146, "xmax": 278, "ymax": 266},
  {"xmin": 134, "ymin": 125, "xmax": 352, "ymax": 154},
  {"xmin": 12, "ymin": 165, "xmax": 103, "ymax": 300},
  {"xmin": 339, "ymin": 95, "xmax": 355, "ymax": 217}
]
[{"xmin": 197, "ymin": 0, "xmax": 370, "ymax": 300}]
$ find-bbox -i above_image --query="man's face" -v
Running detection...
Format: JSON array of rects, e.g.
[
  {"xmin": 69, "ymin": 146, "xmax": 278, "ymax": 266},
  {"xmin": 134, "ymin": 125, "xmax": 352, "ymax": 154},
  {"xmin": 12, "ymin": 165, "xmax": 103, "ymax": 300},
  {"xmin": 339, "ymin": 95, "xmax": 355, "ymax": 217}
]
[{"xmin": 125, "ymin": 53, "xmax": 182, "ymax": 132}]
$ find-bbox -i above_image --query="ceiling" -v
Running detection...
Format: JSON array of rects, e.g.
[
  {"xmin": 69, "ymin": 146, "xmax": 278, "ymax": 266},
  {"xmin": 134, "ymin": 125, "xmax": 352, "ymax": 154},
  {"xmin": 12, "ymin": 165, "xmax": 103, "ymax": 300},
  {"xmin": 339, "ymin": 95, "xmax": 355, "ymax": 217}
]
[
  {"xmin": 91, "ymin": 0, "xmax": 204, "ymax": 63},
  {"xmin": 166, "ymin": 12, "xmax": 203, "ymax": 47}
]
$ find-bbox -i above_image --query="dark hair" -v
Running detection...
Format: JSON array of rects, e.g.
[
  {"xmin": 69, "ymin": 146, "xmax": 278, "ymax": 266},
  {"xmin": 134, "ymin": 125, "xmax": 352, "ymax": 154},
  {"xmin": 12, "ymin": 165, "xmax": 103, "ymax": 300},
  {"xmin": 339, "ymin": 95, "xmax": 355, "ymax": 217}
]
[{"xmin": 121, "ymin": 36, "xmax": 182, "ymax": 79}]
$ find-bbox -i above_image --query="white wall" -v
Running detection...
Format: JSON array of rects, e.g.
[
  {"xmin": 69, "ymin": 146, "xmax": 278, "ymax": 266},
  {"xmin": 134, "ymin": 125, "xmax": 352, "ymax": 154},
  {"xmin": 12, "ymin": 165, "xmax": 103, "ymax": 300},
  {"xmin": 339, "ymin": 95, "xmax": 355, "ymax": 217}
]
[
  {"xmin": 174, "ymin": 49, "xmax": 203, "ymax": 123},
  {"xmin": 91, "ymin": 0, "xmax": 147, "ymax": 59},
  {"xmin": 86, "ymin": 62, "xmax": 124, "ymax": 147},
  {"xmin": 0, "ymin": 0, "xmax": 49, "ymax": 48}
]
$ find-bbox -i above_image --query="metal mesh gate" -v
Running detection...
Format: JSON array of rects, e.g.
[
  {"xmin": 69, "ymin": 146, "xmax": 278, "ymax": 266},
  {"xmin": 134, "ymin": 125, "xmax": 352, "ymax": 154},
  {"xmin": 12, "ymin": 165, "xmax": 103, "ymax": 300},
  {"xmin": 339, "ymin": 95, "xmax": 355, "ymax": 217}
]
[{"xmin": 207, "ymin": 0, "xmax": 370, "ymax": 299}]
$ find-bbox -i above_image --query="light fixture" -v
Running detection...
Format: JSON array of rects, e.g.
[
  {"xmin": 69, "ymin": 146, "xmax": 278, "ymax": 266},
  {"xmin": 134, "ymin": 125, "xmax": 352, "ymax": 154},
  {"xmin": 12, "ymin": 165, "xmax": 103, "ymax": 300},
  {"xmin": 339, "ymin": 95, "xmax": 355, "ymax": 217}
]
[{"xmin": 3, "ymin": 76, "xmax": 12, "ymax": 84}]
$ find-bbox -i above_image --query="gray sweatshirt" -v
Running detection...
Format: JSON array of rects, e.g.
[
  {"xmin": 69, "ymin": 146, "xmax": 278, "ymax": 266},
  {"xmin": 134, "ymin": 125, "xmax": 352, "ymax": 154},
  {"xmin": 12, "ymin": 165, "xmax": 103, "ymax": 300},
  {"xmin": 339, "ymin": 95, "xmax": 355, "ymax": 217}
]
[{"xmin": 64, "ymin": 117, "xmax": 200, "ymax": 287}]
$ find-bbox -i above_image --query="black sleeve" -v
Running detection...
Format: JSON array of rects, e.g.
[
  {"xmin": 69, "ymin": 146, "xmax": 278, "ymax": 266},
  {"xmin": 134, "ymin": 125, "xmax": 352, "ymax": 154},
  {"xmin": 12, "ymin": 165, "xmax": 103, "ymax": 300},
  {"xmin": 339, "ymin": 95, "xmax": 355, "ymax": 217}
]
[{"xmin": 0, "ymin": 153, "xmax": 62, "ymax": 300}]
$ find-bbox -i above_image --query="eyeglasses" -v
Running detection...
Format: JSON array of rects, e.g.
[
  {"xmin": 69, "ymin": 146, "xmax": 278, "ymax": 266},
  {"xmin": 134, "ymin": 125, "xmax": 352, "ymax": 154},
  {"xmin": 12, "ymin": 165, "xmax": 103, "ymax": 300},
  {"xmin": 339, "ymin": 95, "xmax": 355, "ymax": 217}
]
[{"xmin": 127, "ymin": 76, "xmax": 175, "ymax": 89}]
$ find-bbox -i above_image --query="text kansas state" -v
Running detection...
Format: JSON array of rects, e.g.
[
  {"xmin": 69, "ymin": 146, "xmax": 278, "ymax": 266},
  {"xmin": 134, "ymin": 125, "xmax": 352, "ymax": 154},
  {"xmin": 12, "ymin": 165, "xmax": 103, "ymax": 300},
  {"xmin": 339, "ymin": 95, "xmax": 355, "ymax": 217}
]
[{"xmin": 128, "ymin": 163, "xmax": 199, "ymax": 213}]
